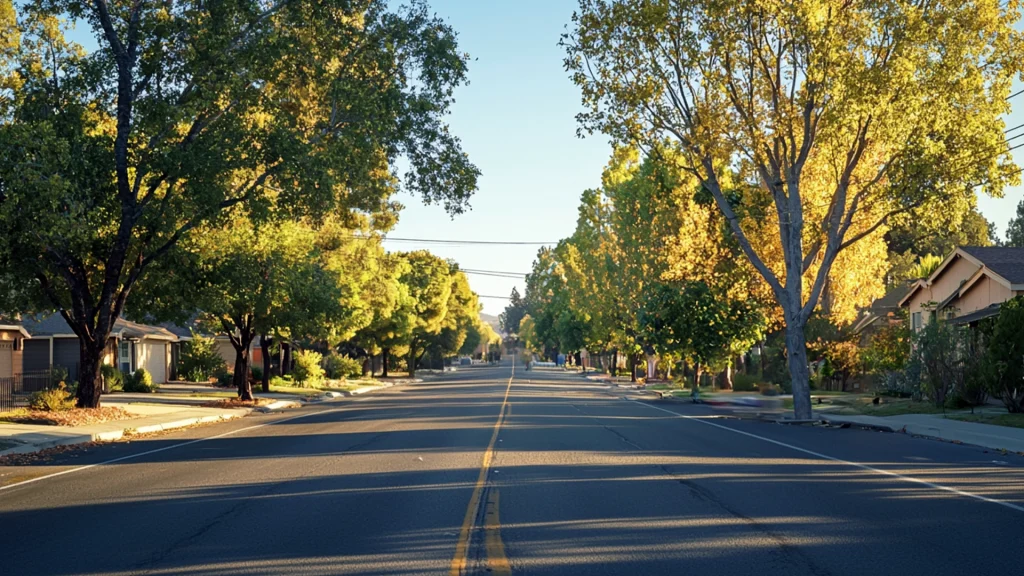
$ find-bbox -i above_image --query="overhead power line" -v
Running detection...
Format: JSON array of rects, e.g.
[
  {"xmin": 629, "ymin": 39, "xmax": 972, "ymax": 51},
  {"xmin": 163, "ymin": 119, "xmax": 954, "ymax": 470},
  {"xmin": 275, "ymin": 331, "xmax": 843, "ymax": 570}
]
[
  {"xmin": 379, "ymin": 236, "xmax": 555, "ymax": 246},
  {"xmin": 460, "ymin": 268, "xmax": 529, "ymax": 278},
  {"xmin": 476, "ymin": 294, "xmax": 513, "ymax": 299}
]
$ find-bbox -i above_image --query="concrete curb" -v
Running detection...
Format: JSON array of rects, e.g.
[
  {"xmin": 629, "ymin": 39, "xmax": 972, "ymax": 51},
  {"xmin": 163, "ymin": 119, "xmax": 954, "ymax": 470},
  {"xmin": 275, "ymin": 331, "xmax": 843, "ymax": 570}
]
[
  {"xmin": 0, "ymin": 409, "xmax": 252, "ymax": 457},
  {"xmin": 255, "ymin": 400, "xmax": 302, "ymax": 413},
  {"xmin": 819, "ymin": 415, "xmax": 899, "ymax": 433}
]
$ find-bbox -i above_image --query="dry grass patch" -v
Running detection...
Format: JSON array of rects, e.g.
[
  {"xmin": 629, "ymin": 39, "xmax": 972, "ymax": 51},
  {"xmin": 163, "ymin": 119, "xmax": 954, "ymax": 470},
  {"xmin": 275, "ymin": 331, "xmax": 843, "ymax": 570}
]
[
  {"xmin": 200, "ymin": 397, "xmax": 276, "ymax": 409},
  {"xmin": 0, "ymin": 407, "xmax": 135, "ymax": 427},
  {"xmin": 948, "ymin": 413, "xmax": 1024, "ymax": 429}
]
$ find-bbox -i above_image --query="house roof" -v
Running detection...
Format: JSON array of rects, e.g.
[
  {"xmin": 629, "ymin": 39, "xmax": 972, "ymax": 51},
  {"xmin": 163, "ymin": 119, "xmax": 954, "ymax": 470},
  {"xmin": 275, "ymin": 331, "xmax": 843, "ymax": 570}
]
[
  {"xmin": 959, "ymin": 246, "xmax": 1024, "ymax": 284},
  {"xmin": 20, "ymin": 313, "xmax": 178, "ymax": 341},
  {"xmin": 899, "ymin": 246, "xmax": 1024, "ymax": 308},
  {"xmin": 0, "ymin": 324, "xmax": 31, "ymax": 338},
  {"xmin": 950, "ymin": 303, "xmax": 1003, "ymax": 325},
  {"xmin": 852, "ymin": 284, "xmax": 910, "ymax": 335}
]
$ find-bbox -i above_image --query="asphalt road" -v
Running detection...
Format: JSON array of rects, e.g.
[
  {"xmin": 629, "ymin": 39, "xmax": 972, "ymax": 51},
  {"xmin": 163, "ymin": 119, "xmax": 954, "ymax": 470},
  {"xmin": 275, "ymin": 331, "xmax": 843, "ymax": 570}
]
[{"xmin": 2, "ymin": 362, "xmax": 1024, "ymax": 575}]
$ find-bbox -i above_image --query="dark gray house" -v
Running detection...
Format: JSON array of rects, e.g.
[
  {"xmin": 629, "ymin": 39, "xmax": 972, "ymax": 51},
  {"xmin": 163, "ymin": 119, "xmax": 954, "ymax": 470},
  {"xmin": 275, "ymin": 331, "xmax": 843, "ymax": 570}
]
[{"xmin": 20, "ymin": 313, "xmax": 178, "ymax": 384}]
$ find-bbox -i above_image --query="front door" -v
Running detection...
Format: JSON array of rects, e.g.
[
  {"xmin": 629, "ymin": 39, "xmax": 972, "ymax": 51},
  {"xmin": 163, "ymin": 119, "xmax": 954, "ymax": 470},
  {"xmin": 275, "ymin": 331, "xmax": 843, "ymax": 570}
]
[{"xmin": 118, "ymin": 340, "xmax": 132, "ymax": 373}]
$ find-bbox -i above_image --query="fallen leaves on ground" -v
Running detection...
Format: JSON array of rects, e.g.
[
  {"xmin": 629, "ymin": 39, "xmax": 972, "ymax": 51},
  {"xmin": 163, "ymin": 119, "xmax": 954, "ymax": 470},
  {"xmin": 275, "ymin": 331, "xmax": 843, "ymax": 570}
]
[
  {"xmin": 0, "ymin": 441, "xmax": 105, "ymax": 468},
  {"xmin": 0, "ymin": 407, "xmax": 135, "ymax": 427},
  {"xmin": 200, "ymin": 398, "xmax": 275, "ymax": 409}
]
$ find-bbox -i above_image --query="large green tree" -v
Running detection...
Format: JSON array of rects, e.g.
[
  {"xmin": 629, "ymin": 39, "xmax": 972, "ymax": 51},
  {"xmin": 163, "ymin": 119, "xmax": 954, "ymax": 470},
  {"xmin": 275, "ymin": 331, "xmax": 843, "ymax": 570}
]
[
  {"xmin": 401, "ymin": 251, "xmax": 453, "ymax": 377},
  {"xmin": 0, "ymin": 0, "xmax": 478, "ymax": 407},
  {"xmin": 352, "ymin": 253, "xmax": 414, "ymax": 378},
  {"xmin": 499, "ymin": 287, "xmax": 527, "ymax": 336},
  {"xmin": 565, "ymin": 0, "xmax": 1022, "ymax": 418},
  {"xmin": 1005, "ymin": 199, "xmax": 1024, "ymax": 247},
  {"xmin": 136, "ymin": 215, "xmax": 364, "ymax": 400},
  {"xmin": 640, "ymin": 281, "xmax": 764, "ymax": 390},
  {"xmin": 423, "ymin": 269, "xmax": 480, "ymax": 368}
]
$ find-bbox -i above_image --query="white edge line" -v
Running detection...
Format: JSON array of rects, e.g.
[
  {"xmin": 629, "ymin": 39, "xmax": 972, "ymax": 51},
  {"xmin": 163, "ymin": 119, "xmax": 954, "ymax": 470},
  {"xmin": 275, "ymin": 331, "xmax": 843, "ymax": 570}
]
[
  {"xmin": 0, "ymin": 404, "xmax": 357, "ymax": 494},
  {"xmin": 640, "ymin": 402, "xmax": 1024, "ymax": 515}
]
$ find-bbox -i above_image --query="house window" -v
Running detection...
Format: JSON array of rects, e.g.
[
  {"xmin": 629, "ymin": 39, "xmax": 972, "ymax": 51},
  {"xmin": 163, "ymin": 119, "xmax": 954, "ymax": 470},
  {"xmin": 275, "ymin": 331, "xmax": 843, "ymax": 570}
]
[
  {"xmin": 119, "ymin": 341, "xmax": 131, "ymax": 373},
  {"xmin": 911, "ymin": 312, "xmax": 922, "ymax": 331}
]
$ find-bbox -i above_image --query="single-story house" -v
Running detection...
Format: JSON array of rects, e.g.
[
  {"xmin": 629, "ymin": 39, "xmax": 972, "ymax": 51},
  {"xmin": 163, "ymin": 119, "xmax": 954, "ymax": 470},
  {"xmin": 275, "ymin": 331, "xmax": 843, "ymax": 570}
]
[
  {"xmin": 0, "ymin": 323, "xmax": 31, "ymax": 380},
  {"xmin": 852, "ymin": 283, "xmax": 911, "ymax": 344},
  {"xmin": 160, "ymin": 320, "xmax": 282, "ymax": 377},
  {"xmin": 899, "ymin": 246, "xmax": 1024, "ymax": 330},
  {"xmin": 20, "ymin": 313, "xmax": 178, "ymax": 384}
]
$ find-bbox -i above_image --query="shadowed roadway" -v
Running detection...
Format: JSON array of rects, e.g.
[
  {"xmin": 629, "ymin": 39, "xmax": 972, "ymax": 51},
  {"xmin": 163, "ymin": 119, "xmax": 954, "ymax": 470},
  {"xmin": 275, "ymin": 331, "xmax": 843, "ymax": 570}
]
[{"xmin": 2, "ymin": 362, "xmax": 1023, "ymax": 575}]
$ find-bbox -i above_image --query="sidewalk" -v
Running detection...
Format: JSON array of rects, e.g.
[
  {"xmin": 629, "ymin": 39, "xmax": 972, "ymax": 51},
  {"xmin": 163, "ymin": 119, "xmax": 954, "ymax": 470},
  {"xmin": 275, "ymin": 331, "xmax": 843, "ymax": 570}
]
[
  {"xmin": 0, "ymin": 377, "xmax": 421, "ymax": 456},
  {"xmin": 0, "ymin": 402, "xmax": 254, "ymax": 457},
  {"xmin": 820, "ymin": 412, "xmax": 1024, "ymax": 453}
]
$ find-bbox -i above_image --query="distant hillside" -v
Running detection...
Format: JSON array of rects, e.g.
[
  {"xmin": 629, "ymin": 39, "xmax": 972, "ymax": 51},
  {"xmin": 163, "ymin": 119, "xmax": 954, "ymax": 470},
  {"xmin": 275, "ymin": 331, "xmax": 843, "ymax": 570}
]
[{"xmin": 480, "ymin": 312, "xmax": 501, "ymax": 333}]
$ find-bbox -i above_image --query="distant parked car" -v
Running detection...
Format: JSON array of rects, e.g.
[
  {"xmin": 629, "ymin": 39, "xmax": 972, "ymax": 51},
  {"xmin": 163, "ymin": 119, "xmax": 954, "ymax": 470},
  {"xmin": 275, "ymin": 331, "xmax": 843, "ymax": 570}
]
[{"xmin": 460, "ymin": 357, "xmax": 472, "ymax": 366}]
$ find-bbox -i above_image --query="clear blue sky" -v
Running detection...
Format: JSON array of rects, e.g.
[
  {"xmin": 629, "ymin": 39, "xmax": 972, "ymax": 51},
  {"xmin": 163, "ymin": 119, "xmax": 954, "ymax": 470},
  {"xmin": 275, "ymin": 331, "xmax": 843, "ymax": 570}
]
[
  {"xmin": 60, "ymin": 1, "xmax": 1024, "ymax": 315},
  {"xmin": 385, "ymin": 0, "xmax": 610, "ymax": 315},
  {"xmin": 396, "ymin": 1, "xmax": 1024, "ymax": 314}
]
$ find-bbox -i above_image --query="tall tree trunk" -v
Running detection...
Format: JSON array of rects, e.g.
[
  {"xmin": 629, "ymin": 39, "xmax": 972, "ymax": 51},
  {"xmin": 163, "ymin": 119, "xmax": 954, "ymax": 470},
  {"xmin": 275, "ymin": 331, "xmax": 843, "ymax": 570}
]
[
  {"xmin": 718, "ymin": 363, "xmax": 733, "ymax": 390},
  {"xmin": 611, "ymin": 349, "xmax": 618, "ymax": 377},
  {"xmin": 786, "ymin": 325, "xmax": 812, "ymax": 419},
  {"xmin": 382, "ymin": 347, "xmax": 390, "ymax": 378},
  {"xmin": 362, "ymin": 356, "xmax": 372, "ymax": 378},
  {"xmin": 233, "ymin": 346, "xmax": 253, "ymax": 401},
  {"xmin": 407, "ymin": 346, "xmax": 417, "ymax": 378},
  {"xmin": 224, "ymin": 318, "xmax": 255, "ymax": 401},
  {"xmin": 693, "ymin": 362, "xmax": 702, "ymax": 391},
  {"xmin": 260, "ymin": 334, "xmax": 271, "ymax": 393},
  {"xmin": 282, "ymin": 343, "xmax": 291, "ymax": 376},
  {"xmin": 76, "ymin": 338, "xmax": 104, "ymax": 408},
  {"xmin": 646, "ymin": 353, "xmax": 657, "ymax": 380},
  {"xmin": 629, "ymin": 354, "xmax": 637, "ymax": 383},
  {"xmin": 759, "ymin": 343, "xmax": 766, "ymax": 378}
]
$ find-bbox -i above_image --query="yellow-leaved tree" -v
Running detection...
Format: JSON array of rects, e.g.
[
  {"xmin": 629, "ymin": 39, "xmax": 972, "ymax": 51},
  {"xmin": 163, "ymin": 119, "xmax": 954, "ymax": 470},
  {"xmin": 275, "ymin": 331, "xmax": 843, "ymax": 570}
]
[{"xmin": 565, "ymin": 0, "xmax": 1023, "ymax": 418}]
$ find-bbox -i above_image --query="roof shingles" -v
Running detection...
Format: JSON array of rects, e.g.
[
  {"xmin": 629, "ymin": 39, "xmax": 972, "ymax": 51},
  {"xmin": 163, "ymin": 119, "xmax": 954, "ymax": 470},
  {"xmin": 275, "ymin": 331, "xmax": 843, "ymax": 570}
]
[{"xmin": 960, "ymin": 246, "xmax": 1024, "ymax": 284}]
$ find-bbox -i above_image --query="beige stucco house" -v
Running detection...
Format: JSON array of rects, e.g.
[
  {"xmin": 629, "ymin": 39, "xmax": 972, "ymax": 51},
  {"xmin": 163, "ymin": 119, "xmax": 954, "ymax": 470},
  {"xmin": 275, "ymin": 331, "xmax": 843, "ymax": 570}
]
[{"xmin": 899, "ymin": 246, "xmax": 1024, "ymax": 330}]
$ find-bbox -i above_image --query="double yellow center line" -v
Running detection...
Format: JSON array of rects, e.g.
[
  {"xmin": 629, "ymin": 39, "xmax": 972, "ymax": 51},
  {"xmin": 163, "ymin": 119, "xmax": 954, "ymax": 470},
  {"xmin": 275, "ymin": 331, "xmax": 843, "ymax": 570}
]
[{"xmin": 449, "ymin": 358, "xmax": 515, "ymax": 575}]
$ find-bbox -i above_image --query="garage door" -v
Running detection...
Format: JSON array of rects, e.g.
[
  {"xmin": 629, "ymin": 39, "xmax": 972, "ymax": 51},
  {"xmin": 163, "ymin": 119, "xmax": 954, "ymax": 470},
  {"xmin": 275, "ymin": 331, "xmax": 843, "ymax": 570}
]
[
  {"xmin": 0, "ymin": 342, "xmax": 12, "ymax": 378},
  {"xmin": 53, "ymin": 339, "xmax": 80, "ymax": 384},
  {"xmin": 23, "ymin": 340, "xmax": 49, "ymax": 373},
  {"xmin": 144, "ymin": 343, "xmax": 167, "ymax": 384}
]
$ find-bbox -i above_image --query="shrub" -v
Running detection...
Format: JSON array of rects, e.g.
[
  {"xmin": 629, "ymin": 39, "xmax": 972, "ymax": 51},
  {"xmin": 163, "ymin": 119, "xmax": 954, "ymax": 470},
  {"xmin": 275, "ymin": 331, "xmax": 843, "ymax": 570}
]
[
  {"xmin": 123, "ymin": 368, "xmax": 157, "ymax": 393},
  {"xmin": 292, "ymin": 350, "xmax": 325, "ymax": 387},
  {"xmin": 101, "ymin": 365, "xmax": 123, "ymax": 392},
  {"xmin": 186, "ymin": 367, "xmax": 206, "ymax": 383},
  {"xmin": 732, "ymin": 373, "xmax": 762, "ymax": 392},
  {"xmin": 980, "ymin": 297, "xmax": 1024, "ymax": 412},
  {"xmin": 862, "ymin": 317, "xmax": 911, "ymax": 374},
  {"xmin": 29, "ymin": 382, "xmax": 77, "ymax": 411},
  {"xmin": 179, "ymin": 332, "xmax": 225, "ymax": 382},
  {"xmin": 912, "ymin": 318, "xmax": 972, "ymax": 407},
  {"xmin": 50, "ymin": 366, "xmax": 70, "ymax": 387},
  {"xmin": 269, "ymin": 375, "xmax": 292, "ymax": 388},
  {"xmin": 877, "ymin": 365, "xmax": 921, "ymax": 399},
  {"xmin": 325, "ymin": 353, "xmax": 362, "ymax": 379},
  {"xmin": 251, "ymin": 365, "xmax": 263, "ymax": 382},
  {"xmin": 212, "ymin": 365, "xmax": 233, "ymax": 387}
]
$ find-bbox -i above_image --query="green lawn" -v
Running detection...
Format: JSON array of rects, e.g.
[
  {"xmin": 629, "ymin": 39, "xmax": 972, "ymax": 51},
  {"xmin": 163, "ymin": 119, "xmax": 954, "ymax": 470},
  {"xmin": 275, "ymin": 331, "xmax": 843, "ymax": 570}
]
[
  {"xmin": 184, "ymin": 391, "xmax": 238, "ymax": 399},
  {"xmin": 948, "ymin": 413, "xmax": 1024, "ymax": 429},
  {"xmin": 824, "ymin": 396, "xmax": 943, "ymax": 417},
  {"xmin": 267, "ymin": 385, "xmax": 336, "ymax": 397}
]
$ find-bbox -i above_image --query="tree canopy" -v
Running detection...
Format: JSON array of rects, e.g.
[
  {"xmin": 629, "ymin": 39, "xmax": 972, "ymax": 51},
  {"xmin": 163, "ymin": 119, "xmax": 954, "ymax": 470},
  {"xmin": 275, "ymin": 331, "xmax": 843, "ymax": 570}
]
[
  {"xmin": 564, "ymin": 0, "xmax": 1023, "ymax": 418},
  {"xmin": 0, "ymin": 0, "xmax": 478, "ymax": 406}
]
